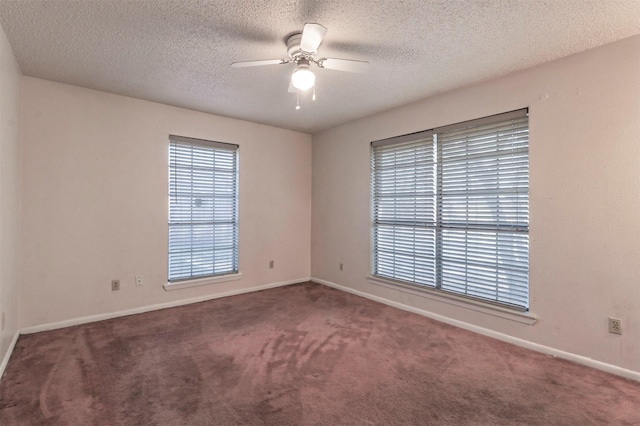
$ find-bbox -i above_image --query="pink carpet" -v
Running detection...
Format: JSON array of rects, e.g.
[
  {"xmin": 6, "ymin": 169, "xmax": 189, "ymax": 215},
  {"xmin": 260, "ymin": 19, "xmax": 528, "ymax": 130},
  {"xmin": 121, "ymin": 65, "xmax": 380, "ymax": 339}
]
[{"xmin": 1, "ymin": 282, "xmax": 638, "ymax": 425}]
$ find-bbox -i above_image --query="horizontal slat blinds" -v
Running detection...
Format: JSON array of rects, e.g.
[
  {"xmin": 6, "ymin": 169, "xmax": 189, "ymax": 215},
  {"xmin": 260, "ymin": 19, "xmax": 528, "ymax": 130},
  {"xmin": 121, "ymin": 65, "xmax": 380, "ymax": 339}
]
[
  {"xmin": 438, "ymin": 114, "xmax": 529, "ymax": 308},
  {"xmin": 168, "ymin": 136, "xmax": 239, "ymax": 282},
  {"xmin": 372, "ymin": 132, "xmax": 437, "ymax": 286},
  {"xmin": 371, "ymin": 109, "xmax": 529, "ymax": 310}
]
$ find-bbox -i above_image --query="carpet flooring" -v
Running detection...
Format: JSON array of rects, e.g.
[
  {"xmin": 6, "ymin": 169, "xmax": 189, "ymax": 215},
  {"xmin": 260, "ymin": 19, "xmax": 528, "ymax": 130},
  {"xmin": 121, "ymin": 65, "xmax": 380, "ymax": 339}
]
[{"xmin": 0, "ymin": 282, "xmax": 639, "ymax": 425}]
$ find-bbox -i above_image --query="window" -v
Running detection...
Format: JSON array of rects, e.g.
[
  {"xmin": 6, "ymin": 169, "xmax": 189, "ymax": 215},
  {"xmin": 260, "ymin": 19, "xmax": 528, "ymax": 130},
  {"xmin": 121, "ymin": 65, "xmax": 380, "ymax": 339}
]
[
  {"xmin": 168, "ymin": 135, "xmax": 239, "ymax": 282},
  {"xmin": 371, "ymin": 109, "xmax": 529, "ymax": 310}
]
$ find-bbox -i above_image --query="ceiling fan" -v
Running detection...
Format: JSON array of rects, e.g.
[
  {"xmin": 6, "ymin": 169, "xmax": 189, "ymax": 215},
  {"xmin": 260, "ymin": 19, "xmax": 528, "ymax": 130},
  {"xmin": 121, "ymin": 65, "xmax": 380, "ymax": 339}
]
[{"xmin": 231, "ymin": 23, "xmax": 369, "ymax": 108}]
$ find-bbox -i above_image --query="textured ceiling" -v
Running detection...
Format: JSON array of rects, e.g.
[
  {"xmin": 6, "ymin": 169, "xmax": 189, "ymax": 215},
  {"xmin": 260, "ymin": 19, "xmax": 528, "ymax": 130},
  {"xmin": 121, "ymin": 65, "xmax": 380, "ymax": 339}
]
[{"xmin": 1, "ymin": 1, "xmax": 639, "ymax": 134}]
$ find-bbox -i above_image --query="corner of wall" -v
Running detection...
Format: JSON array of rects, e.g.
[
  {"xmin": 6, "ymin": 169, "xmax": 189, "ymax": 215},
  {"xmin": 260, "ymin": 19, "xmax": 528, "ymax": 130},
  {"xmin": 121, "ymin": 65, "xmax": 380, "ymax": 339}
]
[{"xmin": 0, "ymin": 20, "xmax": 23, "ymax": 379}]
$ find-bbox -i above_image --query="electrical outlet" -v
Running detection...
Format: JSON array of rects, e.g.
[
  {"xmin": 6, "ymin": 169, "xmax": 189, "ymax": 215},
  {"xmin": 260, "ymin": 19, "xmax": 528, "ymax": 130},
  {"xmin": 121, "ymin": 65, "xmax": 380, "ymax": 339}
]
[
  {"xmin": 111, "ymin": 280, "xmax": 120, "ymax": 291},
  {"xmin": 135, "ymin": 275, "xmax": 143, "ymax": 287},
  {"xmin": 608, "ymin": 317, "xmax": 622, "ymax": 335},
  {"xmin": 340, "ymin": 263, "xmax": 343, "ymax": 271},
  {"xmin": 269, "ymin": 260, "xmax": 274, "ymax": 269}
]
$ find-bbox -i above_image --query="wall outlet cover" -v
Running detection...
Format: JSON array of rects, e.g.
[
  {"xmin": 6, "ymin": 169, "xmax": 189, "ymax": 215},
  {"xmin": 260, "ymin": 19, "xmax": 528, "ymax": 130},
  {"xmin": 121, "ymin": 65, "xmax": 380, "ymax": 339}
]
[{"xmin": 608, "ymin": 317, "xmax": 622, "ymax": 335}]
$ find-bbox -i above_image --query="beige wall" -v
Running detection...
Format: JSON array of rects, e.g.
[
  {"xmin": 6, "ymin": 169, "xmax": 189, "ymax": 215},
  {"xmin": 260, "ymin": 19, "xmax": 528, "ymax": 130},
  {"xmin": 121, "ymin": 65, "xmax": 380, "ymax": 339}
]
[
  {"xmin": 0, "ymin": 23, "xmax": 21, "ymax": 367},
  {"xmin": 19, "ymin": 78, "xmax": 311, "ymax": 327},
  {"xmin": 311, "ymin": 35, "xmax": 640, "ymax": 372}
]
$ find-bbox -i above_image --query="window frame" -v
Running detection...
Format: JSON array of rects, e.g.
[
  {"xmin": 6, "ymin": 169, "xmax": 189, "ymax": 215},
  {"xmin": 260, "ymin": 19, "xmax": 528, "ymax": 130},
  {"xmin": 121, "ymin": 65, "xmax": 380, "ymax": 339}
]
[
  {"xmin": 370, "ymin": 109, "xmax": 529, "ymax": 312},
  {"xmin": 166, "ymin": 135, "xmax": 240, "ymax": 287}
]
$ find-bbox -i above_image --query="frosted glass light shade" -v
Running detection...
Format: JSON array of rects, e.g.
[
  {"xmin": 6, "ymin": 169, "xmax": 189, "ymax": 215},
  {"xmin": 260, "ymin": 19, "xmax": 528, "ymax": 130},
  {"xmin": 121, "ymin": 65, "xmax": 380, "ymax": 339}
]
[{"xmin": 291, "ymin": 66, "xmax": 315, "ymax": 91}]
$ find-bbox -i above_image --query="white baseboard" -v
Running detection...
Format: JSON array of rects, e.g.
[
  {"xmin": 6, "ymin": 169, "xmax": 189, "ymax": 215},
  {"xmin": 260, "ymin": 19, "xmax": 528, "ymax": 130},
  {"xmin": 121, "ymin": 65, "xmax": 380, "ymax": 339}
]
[
  {"xmin": 0, "ymin": 329, "xmax": 20, "ymax": 380},
  {"xmin": 312, "ymin": 277, "xmax": 640, "ymax": 382},
  {"xmin": 21, "ymin": 277, "xmax": 310, "ymax": 335}
]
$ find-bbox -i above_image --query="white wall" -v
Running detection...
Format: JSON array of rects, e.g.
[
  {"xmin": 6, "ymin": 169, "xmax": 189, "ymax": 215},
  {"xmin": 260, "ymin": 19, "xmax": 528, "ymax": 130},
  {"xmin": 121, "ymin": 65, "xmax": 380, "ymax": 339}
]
[
  {"xmin": 0, "ymin": 23, "xmax": 21, "ymax": 369},
  {"xmin": 312, "ymin": 35, "xmax": 640, "ymax": 373},
  {"xmin": 19, "ymin": 78, "xmax": 311, "ymax": 328}
]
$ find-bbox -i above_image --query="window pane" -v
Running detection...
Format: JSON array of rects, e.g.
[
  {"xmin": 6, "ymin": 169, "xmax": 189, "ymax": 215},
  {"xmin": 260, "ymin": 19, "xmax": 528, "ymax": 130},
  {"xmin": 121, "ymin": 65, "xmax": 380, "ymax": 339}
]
[
  {"xmin": 439, "ymin": 229, "xmax": 529, "ymax": 308},
  {"xmin": 438, "ymin": 114, "xmax": 529, "ymax": 308},
  {"xmin": 168, "ymin": 137, "xmax": 238, "ymax": 282},
  {"xmin": 371, "ymin": 110, "xmax": 529, "ymax": 310},
  {"xmin": 372, "ymin": 135, "xmax": 437, "ymax": 287}
]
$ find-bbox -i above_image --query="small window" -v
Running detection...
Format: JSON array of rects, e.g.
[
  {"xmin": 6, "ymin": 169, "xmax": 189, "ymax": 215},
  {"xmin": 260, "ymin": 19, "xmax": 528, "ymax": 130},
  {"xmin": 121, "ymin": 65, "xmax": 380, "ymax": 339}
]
[
  {"xmin": 371, "ymin": 109, "xmax": 529, "ymax": 310},
  {"xmin": 168, "ymin": 135, "xmax": 239, "ymax": 282}
]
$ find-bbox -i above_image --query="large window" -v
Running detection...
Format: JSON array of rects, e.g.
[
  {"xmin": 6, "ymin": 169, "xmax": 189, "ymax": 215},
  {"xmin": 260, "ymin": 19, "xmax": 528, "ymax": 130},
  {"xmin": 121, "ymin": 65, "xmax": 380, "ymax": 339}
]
[
  {"xmin": 371, "ymin": 109, "xmax": 529, "ymax": 310},
  {"xmin": 168, "ymin": 135, "xmax": 239, "ymax": 282}
]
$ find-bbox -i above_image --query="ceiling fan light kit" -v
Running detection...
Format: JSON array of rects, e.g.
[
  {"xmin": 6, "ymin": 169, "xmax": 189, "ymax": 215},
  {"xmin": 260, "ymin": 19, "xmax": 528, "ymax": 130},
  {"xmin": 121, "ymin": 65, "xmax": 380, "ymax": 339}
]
[
  {"xmin": 231, "ymin": 23, "xmax": 369, "ymax": 109},
  {"xmin": 291, "ymin": 59, "xmax": 315, "ymax": 91}
]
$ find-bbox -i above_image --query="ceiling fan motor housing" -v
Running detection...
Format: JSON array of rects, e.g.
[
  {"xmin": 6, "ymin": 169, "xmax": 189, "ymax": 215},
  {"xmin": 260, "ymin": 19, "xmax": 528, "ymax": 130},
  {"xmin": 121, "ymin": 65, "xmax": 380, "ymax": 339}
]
[{"xmin": 287, "ymin": 33, "xmax": 303, "ymax": 58}]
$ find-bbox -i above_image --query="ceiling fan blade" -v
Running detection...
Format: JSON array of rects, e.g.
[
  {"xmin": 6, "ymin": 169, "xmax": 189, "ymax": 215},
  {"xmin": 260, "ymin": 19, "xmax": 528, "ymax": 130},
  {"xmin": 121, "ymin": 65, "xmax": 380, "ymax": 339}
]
[
  {"xmin": 300, "ymin": 23, "xmax": 327, "ymax": 53},
  {"xmin": 318, "ymin": 58, "xmax": 370, "ymax": 73},
  {"xmin": 231, "ymin": 59, "xmax": 287, "ymax": 68}
]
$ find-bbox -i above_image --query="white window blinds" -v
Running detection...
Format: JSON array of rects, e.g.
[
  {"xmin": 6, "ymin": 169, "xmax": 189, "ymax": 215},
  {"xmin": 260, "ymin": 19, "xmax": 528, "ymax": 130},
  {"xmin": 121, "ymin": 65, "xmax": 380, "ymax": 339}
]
[
  {"xmin": 371, "ymin": 132, "xmax": 437, "ymax": 287},
  {"xmin": 371, "ymin": 109, "xmax": 529, "ymax": 310},
  {"xmin": 168, "ymin": 135, "xmax": 239, "ymax": 282}
]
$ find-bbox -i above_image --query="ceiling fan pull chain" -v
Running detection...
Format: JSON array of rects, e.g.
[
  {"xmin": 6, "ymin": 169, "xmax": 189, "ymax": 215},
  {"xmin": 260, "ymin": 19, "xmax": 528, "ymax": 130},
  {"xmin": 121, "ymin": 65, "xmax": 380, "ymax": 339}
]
[
  {"xmin": 296, "ymin": 90, "xmax": 301, "ymax": 110},
  {"xmin": 312, "ymin": 86, "xmax": 316, "ymax": 101}
]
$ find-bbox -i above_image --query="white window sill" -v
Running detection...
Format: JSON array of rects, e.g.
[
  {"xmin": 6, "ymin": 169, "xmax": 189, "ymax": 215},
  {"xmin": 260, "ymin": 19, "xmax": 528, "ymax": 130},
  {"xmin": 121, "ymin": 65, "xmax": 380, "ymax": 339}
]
[
  {"xmin": 164, "ymin": 272, "xmax": 243, "ymax": 291},
  {"xmin": 366, "ymin": 275, "xmax": 537, "ymax": 325}
]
